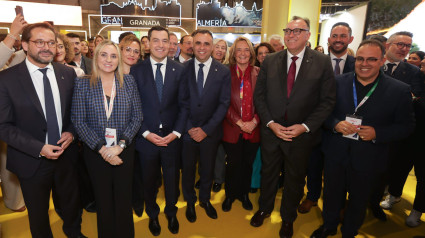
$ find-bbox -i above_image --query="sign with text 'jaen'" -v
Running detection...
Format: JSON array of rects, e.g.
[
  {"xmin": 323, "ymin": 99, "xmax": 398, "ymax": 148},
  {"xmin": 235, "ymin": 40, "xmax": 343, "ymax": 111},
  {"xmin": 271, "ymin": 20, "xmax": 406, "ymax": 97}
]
[{"xmin": 122, "ymin": 17, "xmax": 166, "ymax": 27}]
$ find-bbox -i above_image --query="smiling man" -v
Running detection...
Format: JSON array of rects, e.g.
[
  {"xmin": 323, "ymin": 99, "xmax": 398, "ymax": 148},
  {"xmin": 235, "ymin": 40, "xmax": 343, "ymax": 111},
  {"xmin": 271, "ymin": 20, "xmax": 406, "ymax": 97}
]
[
  {"xmin": 66, "ymin": 33, "xmax": 92, "ymax": 75},
  {"xmin": 252, "ymin": 16, "xmax": 336, "ymax": 238},
  {"xmin": 311, "ymin": 39, "xmax": 415, "ymax": 238},
  {"xmin": 0, "ymin": 22, "xmax": 85, "ymax": 238},
  {"xmin": 181, "ymin": 29, "xmax": 230, "ymax": 223},
  {"xmin": 130, "ymin": 26, "xmax": 189, "ymax": 236}
]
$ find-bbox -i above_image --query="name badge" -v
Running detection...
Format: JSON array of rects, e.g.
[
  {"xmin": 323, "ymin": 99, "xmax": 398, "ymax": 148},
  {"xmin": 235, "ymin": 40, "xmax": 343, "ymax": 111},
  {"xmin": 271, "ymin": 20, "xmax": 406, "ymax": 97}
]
[
  {"xmin": 105, "ymin": 128, "xmax": 117, "ymax": 147},
  {"xmin": 343, "ymin": 114, "xmax": 362, "ymax": 140}
]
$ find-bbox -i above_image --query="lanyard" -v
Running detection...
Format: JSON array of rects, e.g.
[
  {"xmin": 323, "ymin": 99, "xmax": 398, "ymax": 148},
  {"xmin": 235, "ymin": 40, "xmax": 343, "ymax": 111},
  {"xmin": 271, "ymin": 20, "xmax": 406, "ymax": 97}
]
[
  {"xmin": 352, "ymin": 75, "xmax": 379, "ymax": 115},
  {"xmin": 102, "ymin": 77, "xmax": 116, "ymax": 121}
]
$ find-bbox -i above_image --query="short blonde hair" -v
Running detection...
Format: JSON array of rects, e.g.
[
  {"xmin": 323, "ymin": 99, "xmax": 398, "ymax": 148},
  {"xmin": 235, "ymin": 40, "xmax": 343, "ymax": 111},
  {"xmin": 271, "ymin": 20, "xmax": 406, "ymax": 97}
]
[
  {"xmin": 119, "ymin": 34, "xmax": 142, "ymax": 59},
  {"xmin": 90, "ymin": 40, "xmax": 124, "ymax": 88},
  {"xmin": 229, "ymin": 37, "xmax": 256, "ymax": 66},
  {"xmin": 213, "ymin": 38, "xmax": 229, "ymax": 64}
]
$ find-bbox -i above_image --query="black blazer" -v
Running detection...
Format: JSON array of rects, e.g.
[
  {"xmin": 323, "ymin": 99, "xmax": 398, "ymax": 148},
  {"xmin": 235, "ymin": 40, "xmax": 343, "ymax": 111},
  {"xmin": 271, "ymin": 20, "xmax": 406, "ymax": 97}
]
[
  {"xmin": 130, "ymin": 57, "xmax": 189, "ymax": 150},
  {"xmin": 343, "ymin": 54, "xmax": 355, "ymax": 74},
  {"xmin": 0, "ymin": 61, "xmax": 76, "ymax": 178},
  {"xmin": 254, "ymin": 47, "xmax": 336, "ymax": 146},
  {"xmin": 390, "ymin": 61, "xmax": 424, "ymax": 97},
  {"xmin": 182, "ymin": 58, "xmax": 231, "ymax": 141},
  {"xmin": 322, "ymin": 72, "xmax": 415, "ymax": 172}
]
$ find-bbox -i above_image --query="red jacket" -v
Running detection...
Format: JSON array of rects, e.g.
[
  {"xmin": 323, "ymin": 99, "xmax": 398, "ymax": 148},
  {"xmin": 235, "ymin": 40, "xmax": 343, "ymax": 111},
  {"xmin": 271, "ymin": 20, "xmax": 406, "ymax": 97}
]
[{"xmin": 222, "ymin": 65, "xmax": 260, "ymax": 143}]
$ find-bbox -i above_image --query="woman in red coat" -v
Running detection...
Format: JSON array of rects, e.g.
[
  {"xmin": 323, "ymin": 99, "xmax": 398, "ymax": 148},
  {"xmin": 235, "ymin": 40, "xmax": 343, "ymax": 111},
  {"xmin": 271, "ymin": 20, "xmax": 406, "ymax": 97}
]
[{"xmin": 222, "ymin": 37, "xmax": 260, "ymax": 212}]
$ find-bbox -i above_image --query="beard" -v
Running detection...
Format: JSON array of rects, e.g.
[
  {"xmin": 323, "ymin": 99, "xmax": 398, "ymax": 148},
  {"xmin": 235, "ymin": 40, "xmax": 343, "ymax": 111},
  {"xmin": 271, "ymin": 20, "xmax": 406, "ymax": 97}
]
[
  {"xmin": 28, "ymin": 49, "xmax": 54, "ymax": 65},
  {"xmin": 330, "ymin": 42, "xmax": 348, "ymax": 55}
]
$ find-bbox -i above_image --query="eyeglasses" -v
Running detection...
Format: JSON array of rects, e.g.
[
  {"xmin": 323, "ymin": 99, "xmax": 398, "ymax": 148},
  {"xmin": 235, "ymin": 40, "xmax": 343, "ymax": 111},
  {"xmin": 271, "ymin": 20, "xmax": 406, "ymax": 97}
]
[
  {"xmin": 355, "ymin": 56, "xmax": 379, "ymax": 64},
  {"xmin": 29, "ymin": 40, "xmax": 56, "ymax": 48},
  {"xmin": 124, "ymin": 47, "xmax": 140, "ymax": 55},
  {"xmin": 391, "ymin": 42, "xmax": 412, "ymax": 49},
  {"xmin": 283, "ymin": 28, "xmax": 309, "ymax": 35}
]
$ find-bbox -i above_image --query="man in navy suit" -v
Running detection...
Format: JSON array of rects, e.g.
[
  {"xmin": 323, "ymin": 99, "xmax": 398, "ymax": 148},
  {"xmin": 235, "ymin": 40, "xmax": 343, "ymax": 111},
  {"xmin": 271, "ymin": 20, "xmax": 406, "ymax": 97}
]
[
  {"xmin": 0, "ymin": 23, "xmax": 84, "ymax": 238},
  {"xmin": 299, "ymin": 22, "xmax": 356, "ymax": 214},
  {"xmin": 130, "ymin": 26, "xmax": 188, "ymax": 236},
  {"xmin": 311, "ymin": 39, "xmax": 415, "ymax": 238},
  {"xmin": 370, "ymin": 31, "xmax": 425, "ymax": 223},
  {"xmin": 181, "ymin": 29, "xmax": 231, "ymax": 222}
]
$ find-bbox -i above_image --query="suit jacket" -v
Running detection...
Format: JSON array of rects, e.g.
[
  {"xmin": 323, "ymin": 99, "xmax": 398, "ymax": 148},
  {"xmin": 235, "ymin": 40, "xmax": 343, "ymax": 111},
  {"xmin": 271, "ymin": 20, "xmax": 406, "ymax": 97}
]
[
  {"xmin": 182, "ymin": 58, "xmax": 231, "ymax": 141},
  {"xmin": 343, "ymin": 54, "xmax": 355, "ymax": 74},
  {"xmin": 0, "ymin": 61, "xmax": 76, "ymax": 178},
  {"xmin": 254, "ymin": 47, "xmax": 336, "ymax": 147},
  {"xmin": 130, "ymin": 57, "xmax": 188, "ymax": 150},
  {"xmin": 222, "ymin": 65, "xmax": 260, "ymax": 143},
  {"xmin": 71, "ymin": 74, "xmax": 142, "ymax": 151},
  {"xmin": 322, "ymin": 72, "xmax": 415, "ymax": 172},
  {"xmin": 390, "ymin": 61, "xmax": 424, "ymax": 97},
  {"xmin": 81, "ymin": 55, "xmax": 92, "ymax": 75}
]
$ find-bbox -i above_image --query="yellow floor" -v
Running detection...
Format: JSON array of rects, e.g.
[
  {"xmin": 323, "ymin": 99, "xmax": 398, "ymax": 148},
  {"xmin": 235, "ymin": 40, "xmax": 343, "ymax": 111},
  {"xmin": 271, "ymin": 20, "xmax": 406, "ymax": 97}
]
[{"xmin": 0, "ymin": 173, "xmax": 424, "ymax": 238}]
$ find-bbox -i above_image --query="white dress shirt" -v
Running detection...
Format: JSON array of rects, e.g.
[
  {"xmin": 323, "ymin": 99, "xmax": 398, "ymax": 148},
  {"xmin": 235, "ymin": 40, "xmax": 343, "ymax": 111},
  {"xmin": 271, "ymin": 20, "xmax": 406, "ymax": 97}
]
[
  {"xmin": 26, "ymin": 58, "xmax": 62, "ymax": 144},
  {"xmin": 330, "ymin": 52, "xmax": 348, "ymax": 73},
  {"xmin": 287, "ymin": 47, "xmax": 306, "ymax": 81}
]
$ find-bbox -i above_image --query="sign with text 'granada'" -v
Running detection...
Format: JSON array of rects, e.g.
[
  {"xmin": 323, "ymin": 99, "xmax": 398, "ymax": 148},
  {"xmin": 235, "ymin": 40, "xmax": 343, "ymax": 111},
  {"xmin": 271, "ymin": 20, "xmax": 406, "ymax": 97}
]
[
  {"xmin": 122, "ymin": 17, "xmax": 166, "ymax": 27},
  {"xmin": 196, "ymin": 0, "xmax": 262, "ymax": 28},
  {"xmin": 100, "ymin": 0, "xmax": 181, "ymax": 26}
]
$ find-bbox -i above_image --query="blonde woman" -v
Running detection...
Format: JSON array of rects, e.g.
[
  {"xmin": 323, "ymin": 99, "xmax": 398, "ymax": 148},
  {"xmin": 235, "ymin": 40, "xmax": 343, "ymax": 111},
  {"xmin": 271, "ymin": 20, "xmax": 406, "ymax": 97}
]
[
  {"xmin": 71, "ymin": 40, "xmax": 142, "ymax": 238},
  {"xmin": 212, "ymin": 38, "xmax": 229, "ymax": 64}
]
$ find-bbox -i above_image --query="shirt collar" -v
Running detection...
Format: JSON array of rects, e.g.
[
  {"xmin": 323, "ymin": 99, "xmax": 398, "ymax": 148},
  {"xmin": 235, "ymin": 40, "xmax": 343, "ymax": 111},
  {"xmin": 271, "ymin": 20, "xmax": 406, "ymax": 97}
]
[
  {"xmin": 287, "ymin": 47, "xmax": 306, "ymax": 60},
  {"xmin": 330, "ymin": 52, "xmax": 348, "ymax": 61},
  {"xmin": 150, "ymin": 56, "xmax": 167, "ymax": 67},
  {"xmin": 195, "ymin": 56, "xmax": 213, "ymax": 68},
  {"xmin": 25, "ymin": 58, "xmax": 53, "ymax": 74},
  {"xmin": 384, "ymin": 59, "xmax": 400, "ymax": 67}
]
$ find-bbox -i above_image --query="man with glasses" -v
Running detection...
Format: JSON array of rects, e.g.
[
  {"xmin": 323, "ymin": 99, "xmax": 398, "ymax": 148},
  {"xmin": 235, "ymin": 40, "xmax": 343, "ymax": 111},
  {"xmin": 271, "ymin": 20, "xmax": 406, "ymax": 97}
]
[
  {"xmin": 177, "ymin": 35, "xmax": 193, "ymax": 63},
  {"xmin": 311, "ymin": 39, "xmax": 415, "ymax": 238},
  {"xmin": 168, "ymin": 32, "xmax": 179, "ymax": 59},
  {"xmin": 0, "ymin": 22, "xmax": 85, "ymax": 238},
  {"xmin": 66, "ymin": 33, "xmax": 92, "ymax": 75},
  {"xmin": 252, "ymin": 16, "xmax": 336, "ymax": 238},
  {"xmin": 370, "ymin": 31, "xmax": 425, "ymax": 225}
]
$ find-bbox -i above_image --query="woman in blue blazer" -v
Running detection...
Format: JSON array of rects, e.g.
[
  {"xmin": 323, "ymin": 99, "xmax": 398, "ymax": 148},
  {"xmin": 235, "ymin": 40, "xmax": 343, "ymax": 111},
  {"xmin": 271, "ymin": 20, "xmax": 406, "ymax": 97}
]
[{"xmin": 71, "ymin": 40, "xmax": 142, "ymax": 238}]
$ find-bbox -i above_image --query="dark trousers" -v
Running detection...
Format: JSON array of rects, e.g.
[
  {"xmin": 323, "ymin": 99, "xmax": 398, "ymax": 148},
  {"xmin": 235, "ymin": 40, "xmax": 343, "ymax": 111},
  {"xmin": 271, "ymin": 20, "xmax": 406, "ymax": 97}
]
[
  {"xmin": 223, "ymin": 136, "xmax": 259, "ymax": 199},
  {"xmin": 182, "ymin": 137, "xmax": 220, "ymax": 204},
  {"xmin": 305, "ymin": 145, "xmax": 324, "ymax": 202},
  {"xmin": 323, "ymin": 158, "xmax": 381, "ymax": 237},
  {"xmin": 258, "ymin": 137, "xmax": 312, "ymax": 222},
  {"xmin": 138, "ymin": 136, "xmax": 180, "ymax": 218},
  {"xmin": 84, "ymin": 144, "xmax": 134, "ymax": 238},
  {"xmin": 19, "ymin": 143, "xmax": 81, "ymax": 238},
  {"xmin": 213, "ymin": 143, "xmax": 226, "ymax": 184},
  {"xmin": 132, "ymin": 151, "xmax": 144, "ymax": 212},
  {"xmin": 77, "ymin": 142, "xmax": 95, "ymax": 210}
]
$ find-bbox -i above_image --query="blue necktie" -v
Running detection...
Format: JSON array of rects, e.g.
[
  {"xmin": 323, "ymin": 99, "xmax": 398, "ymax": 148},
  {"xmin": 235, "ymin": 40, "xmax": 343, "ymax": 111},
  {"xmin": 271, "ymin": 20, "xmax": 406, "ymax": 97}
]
[
  {"xmin": 155, "ymin": 63, "xmax": 163, "ymax": 102},
  {"xmin": 38, "ymin": 68, "xmax": 60, "ymax": 145},
  {"xmin": 334, "ymin": 58, "xmax": 342, "ymax": 75},
  {"xmin": 197, "ymin": 63, "xmax": 204, "ymax": 96}
]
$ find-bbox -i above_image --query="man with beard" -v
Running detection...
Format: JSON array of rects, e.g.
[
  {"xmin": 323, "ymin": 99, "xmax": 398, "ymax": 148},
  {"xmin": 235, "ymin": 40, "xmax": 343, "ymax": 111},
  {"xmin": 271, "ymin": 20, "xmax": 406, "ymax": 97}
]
[
  {"xmin": 0, "ymin": 22, "xmax": 85, "ymax": 238},
  {"xmin": 168, "ymin": 32, "xmax": 179, "ymax": 60},
  {"xmin": 66, "ymin": 33, "xmax": 92, "ymax": 75},
  {"xmin": 298, "ymin": 22, "xmax": 355, "ymax": 214},
  {"xmin": 177, "ymin": 35, "xmax": 193, "ymax": 63},
  {"xmin": 370, "ymin": 31, "xmax": 425, "ymax": 223}
]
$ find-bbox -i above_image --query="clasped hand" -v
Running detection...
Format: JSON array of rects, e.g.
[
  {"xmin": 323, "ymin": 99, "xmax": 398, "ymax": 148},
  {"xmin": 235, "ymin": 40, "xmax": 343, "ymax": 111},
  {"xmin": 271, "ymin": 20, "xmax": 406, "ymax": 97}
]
[
  {"xmin": 99, "ymin": 145, "xmax": 123, "ymax": 165},
  {"xmin": 334, "ymin": 121, "xmax": 376, "ymax": 141},
  {"xmin": 269, "ymin": 123, "xmax": 306, "ymax": 141}
]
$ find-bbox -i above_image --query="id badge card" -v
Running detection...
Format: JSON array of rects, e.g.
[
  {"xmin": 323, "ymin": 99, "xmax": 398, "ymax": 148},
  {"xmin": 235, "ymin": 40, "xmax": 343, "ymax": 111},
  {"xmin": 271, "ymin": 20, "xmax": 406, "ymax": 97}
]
[
  {"xmin": 343, "ymin": 114, "xmax": 363, "ymax": 140},
  {"xmin": 105, "ymin": 128, "xmax": 117, "ymax": 147}
]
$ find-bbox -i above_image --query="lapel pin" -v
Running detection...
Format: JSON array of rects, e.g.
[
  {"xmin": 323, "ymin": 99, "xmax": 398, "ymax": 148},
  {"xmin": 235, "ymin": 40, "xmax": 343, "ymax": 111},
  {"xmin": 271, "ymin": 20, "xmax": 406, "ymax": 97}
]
[
  {"xmin": 215, "ymin": 68, "xmax": 218, "ymax": 72},
  {"xmin": 172, "ymin": 68, "xmax": 175, "ymax": 71},
  {"xmin": 61, "ymin": 76, "xmax": 64, "ymax": 80},
  {"xmin": 306, "ymin": 60, "xmax": 310, "ymax": 63}
]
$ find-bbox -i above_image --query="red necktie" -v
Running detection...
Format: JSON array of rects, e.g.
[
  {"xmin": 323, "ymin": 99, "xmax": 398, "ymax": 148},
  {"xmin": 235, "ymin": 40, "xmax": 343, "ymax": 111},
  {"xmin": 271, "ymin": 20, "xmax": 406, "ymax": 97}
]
[{"xmin": 287, "ymin": 56, "xmax": 298, "ymax": 98}]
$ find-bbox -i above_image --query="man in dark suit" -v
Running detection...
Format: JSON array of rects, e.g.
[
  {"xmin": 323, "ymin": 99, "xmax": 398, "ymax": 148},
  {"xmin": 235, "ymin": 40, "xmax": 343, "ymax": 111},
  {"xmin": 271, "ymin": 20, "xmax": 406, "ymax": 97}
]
[
  {"xmin": 176, "ymin": 35, "xmax": 193, "ymax": 63},
  {"xmin": 0, "ymin": 23, "xmax": 84, "ymax": 238},
  {"xmin": 130, "ymin": 26, "xmax": 188, "ymax": 236},
  {"xmin": 370, "ymin": 31, "xmax": 425, "ymax": 223},
  {"xmin": 299, "ymin": 22, "xmax": 356, "ymax": 214},
  {"xmin": 252, "ymin": 16, "xmax": 336, "ymax": 238},
  {"xmin": 181, "ymin": 29, "xmax": 231, "ymax": 222},
  {"xmin": 311, "ymin": 39, "xmax": 415, "ymax": 238},
  {"xmin": 66, "ymin": 33, "xmax": 92, "ymax": 75}
]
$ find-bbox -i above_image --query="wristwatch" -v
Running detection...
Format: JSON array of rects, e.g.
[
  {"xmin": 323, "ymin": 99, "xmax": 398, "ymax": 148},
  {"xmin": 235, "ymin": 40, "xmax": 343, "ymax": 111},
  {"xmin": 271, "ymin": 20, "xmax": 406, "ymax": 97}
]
[{"xmin": 118, "ymin": 141, "xmax": 127, "ymax": 149}]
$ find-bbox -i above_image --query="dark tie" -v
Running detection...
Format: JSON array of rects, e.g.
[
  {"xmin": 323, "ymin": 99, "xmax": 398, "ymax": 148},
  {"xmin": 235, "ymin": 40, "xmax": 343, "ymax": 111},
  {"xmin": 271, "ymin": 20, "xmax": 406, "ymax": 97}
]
[
  {"xmin": 334, "ymin": 58, "xmax": 342, "ymax": 75},
  {"xmin": 38, "ymin": 68, "xmax": 60, "ymax": 145},
  {"xmin": 385, "ymin": 63, "xmax": 396, "ymax": 76},
  {"xmin": 197, "ymin": 63, "xmax": 205, "ymax": 96},
  {"xmin": 155, "ymin": 63, "xmax": 163, "ymax": 102},
  {"xmin": 287, "ymin": 56, "xmax": 298, "ymax": 98}
]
